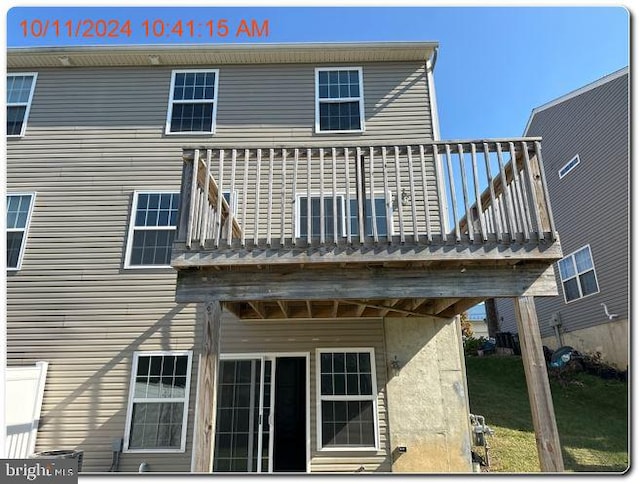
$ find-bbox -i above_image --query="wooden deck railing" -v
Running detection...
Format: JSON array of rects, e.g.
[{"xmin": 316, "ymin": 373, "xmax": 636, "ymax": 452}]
[{"xmin": 175, "ymin": 138, "xmax": 557, "ymax": 252}]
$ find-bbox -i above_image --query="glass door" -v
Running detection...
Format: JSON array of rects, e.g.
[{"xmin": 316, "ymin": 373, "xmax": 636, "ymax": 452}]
[{"xmin": 213, "ymin": 358, "xmax": 273, "ymax": 472}]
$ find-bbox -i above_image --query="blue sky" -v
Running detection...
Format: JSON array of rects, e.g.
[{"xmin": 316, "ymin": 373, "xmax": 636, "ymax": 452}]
[{"xmin": 6, "ymin": 6, "xmax": 629, "ymax": 140}]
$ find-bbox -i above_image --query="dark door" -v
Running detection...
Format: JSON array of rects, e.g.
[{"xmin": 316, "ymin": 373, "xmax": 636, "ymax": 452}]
[{"xmin": 273, "ymin": 357, "xmax": 306, "ymax": 472}]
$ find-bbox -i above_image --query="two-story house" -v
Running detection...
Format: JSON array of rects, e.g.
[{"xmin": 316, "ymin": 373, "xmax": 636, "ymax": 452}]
[
  {"xmin": 6, "ymin": 42, "xmax": 564, "ymax": 473},
  {"xmin": 492, "ymin": 67, "xmax": 629, "ymax": 370}
]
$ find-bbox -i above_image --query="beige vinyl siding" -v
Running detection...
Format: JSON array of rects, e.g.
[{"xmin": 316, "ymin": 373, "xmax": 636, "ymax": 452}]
[
  {"xmin": 495, "ymin": 72, "xmax": 629, "ymax": 339},
  {"xmin": 6, "ymin": 59, "xmax": 434, "ymax": 473},
  {"xmin": 219, "ymin": 315, "xmax": 391, "ymax": 472}
]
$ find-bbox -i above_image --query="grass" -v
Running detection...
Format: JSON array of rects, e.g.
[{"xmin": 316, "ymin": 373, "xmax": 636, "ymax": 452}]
[{"xmin": 465, "ymin": 355, "xmax": 629, "ymax": 473}]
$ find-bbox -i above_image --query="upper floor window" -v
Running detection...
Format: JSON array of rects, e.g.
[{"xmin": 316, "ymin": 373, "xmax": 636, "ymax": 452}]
[
  {"xmin": 125, "ymin": 192, "xmax": 179, "ymax": 268},
  {"xmin": 124, "ymin": 351, "xmax": 193, "ymax": 452},
  {"xmin": 6, "ymin": 193, "xmax": 36, "ymax": 271},
  {"xmin": 559, "ymin": 154, "xmax": 580, "ymax": 179},
  {"xmin": 166, "ymin": 70, "xmax": 218, "ymax": 134},
  {"xmin": 315, "ymin": 68, "xmax": 365, "ymax": 133},
  {"xmin": 558, "ymin": 245, "xmax": 599, "ymax": 303},
  {"xmin": 7, "ymin": 73, "xmax": 37, "ymax": 137},
  {"xmin": 317, "ymin": 349, "xmax": 378, "ymax": 450}
]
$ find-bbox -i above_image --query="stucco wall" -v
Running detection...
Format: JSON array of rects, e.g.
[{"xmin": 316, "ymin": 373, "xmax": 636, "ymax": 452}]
[
  {"xmin": 383, "ymin": 316, "xmax": 472, "ymax": 472},
  {"xmin": 542, "ymin": 318, "xmax": 629, "ymax": 370}
]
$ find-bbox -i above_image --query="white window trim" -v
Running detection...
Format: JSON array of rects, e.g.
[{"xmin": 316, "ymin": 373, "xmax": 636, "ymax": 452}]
[
  {"xmin": 6, "ymin": 192, "xmax": 36, "ymax": 271},
  {"xmin": 7, "ymin": 72, "xmax": 38, "ymax": 138},
  {"xmin": 558, "ymin": 154, "xmax": 581, "ymax": 179},
  {"xmin": 124, "ymin": 190, "xmax": 180, "ymax": 270},
  {"xmin": 315, "ymin": 347, "xmax": 379, "ymax": 452},
  {"xmin": 294, "ymin": 193, "xmax": 347, "ymax": 239},
  {"xmin": 315, "ymin": 67, "xmax": 365, "ymax": 134},
  {"xmin": 123, "ymin": 350, "xmax": 193, "ymax": 453},
  {"xmin": 558, "ymin": 244, "xmax": 600, "ymax": 304},
  {"xmin": 165, "ymin": 69, "xmax": 219, "ymax": 135}
]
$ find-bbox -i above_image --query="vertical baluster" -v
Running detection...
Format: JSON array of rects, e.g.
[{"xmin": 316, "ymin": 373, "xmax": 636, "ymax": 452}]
[
  {"xmin": 241, "ymin": 149, "xmax": 249, "ymax": 248},
  {"xmin": 470, "ymin": 143, "xmax": 487, "ymax": 241},
  {"xmin": 394, "ymin": 146, "xmax": 406, "ymax": 244},
  {"xmin": 306, "ymin": 148, "xmax": 312, "ymax": 246},
  {"xmin": 319, "ymin": 148, "xmax": 325, "ymax": 245},
  {"xmin": 332, "ymin": 148, "xmax": 339, "ymax": 245},
  {"xmin": 226, "ymin": 149, "xmax": 237, "ymax": 247},
  {"xmin": 497, "ymin": 142, "xmax": 517, "ymax": 242},
  {"xmin": 381, "ymin": 147, "xmax": 391, "ymax": 242},
  {"xmin": 433, "ymin": 144, "xmax": 447, "ymax": 238},
  {"xmin": 267, "ymin": 148, "xmax": 274, "ymax": 247},
  {"xmin": 483, "ymin": 142, "xmax": 503, "ymax": 242},
  {"xmin": 214, "ymin": 149, "xmax": 225, "ymax": 248},
  {"xmin": 369, "ymin": 146, "xmax": 379, "ymax": 243},
  {"xmin": 200, "ymin": 149, "xmax": 213, "ymax": 248},
  {"xmin": 345, "ymin": 148, "xmax": 352, "ymax": 245},
  {"xmin": 280, "ymin": 148, "xmax": 287, "ymax": 248},
  {"xmin": 356, "ymin": 147, "xmax": 365, "ymax": 243},
  {"xmin": 511, "ymin": 142, "xmax": 532, "ymax": 238},
  {"xmin": 291, "ymin": 149, "xmax": 299, "ymax": 246},
  {"xmin": 508, "ymin": 142, "xmax": 525, "ymax": 237},
  {"xmin": 456, "ymin": 144, "xmax": 474, "ymax": 243},
  {"xmin": 407, "ymin": 146, "xmax": 418, "ymax": 242},
  {"xmin": 534, "ymin": 141, "xmax": 557, "ymax": 237},
  {"xmin": 521, "ymin": 141, "xmax": 543, "ymax": 241},
  {"xmin": 186, "ymin": 149, "xmax": 200, "ymax": 249},
  {"xmin": 253, "ymin": 148, "xmax": 262, "ymax": 247},
  {"xmin": 444, "ymin": 144, "xmax": 460, "ymax": 243},
  {"xmin": 419, "ymin": 145, "xmax": 432, "ymax": 243}
]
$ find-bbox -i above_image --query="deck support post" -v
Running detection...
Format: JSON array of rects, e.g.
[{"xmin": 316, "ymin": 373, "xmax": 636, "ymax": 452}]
[
  {"xmin": 513, "ymin": 296, "xmax": 564, "ymax": 472},
  {"xmin": 193, "ymin": 300, "xmax": 222, "ymax": 472}
]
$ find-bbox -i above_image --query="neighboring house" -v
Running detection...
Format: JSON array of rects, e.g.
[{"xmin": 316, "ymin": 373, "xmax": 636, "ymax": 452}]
[
  {"xmin": 6, "ymin": 43, "xmax": 563, "ymax": 473},
  {"xmin": 493, "ymin": 68, "xmax": 629, "ymax": 370}
]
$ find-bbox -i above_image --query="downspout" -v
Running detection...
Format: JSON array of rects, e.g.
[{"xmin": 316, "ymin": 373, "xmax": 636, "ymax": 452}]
[{"xmin": 426, "ymin": 47, "xmax": 450, "ymax": 232}]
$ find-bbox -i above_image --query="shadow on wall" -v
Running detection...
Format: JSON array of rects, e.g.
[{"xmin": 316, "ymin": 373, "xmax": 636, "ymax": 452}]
[{"xmin": 35, "ymin": 304, "xmax": 197, "ymax": 472}]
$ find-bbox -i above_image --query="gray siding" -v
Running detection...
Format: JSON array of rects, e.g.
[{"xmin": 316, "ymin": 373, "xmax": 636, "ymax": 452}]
[
  {"xmin": 6, "ymin": 60, "xmax": 433, "ymax": 472},
  {"xmin": 495, "ymin": 72, "xmax": 629, "ymax": 340}
]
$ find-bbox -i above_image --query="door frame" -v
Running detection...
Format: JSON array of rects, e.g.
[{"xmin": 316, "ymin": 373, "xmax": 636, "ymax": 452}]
[{"xmin": 209, "ymin": 352, "xmax": 311, "ymax": 473}]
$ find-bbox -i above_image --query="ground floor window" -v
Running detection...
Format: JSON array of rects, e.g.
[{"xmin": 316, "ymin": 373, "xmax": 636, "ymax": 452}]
[
  {"xmin": 316, "ymin": 349, "xmax": 378, "ymax": 450},
  {"xmin": 124, "ymin": 351, "xmax": 192, "ymax": 452}
]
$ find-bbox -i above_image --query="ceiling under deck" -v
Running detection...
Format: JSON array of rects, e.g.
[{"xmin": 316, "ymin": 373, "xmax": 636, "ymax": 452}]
[{"xmin": 224, "ymin": 296, "xmax": 486, "ymax": 320}]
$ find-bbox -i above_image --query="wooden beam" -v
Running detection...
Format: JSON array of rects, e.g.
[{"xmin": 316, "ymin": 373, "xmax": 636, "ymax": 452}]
[
  {"xmin": 248, "ymin": 301, "xmax": 267, "ymax": 319},
  {"xmin": 172, "ymin": 239, "xmax": 562, "ymax": 268},
  {"xmin": 277, "ymin": 300, "xmax": 289, "ymax": 318},
  {"xmin": 306, "ymin": 300, "xmax": 313, "ymax": 318},
  {"xmin": 513, "ymin": 296, "xmax": 564, "ymax": 472},
  {"xmin": 338, "ymin": 300, "xmax": 426, "ymax": 317},
  {"xmin": 331, "ymin": 300, "xmax": 339, "ymax": 318},
  {"xmin": 176, "ymin": 263, "xmax": 559, "ymax": 303},
  {"xmin": 193, "ymin": 300, "xmax": 222, "ymax": 472},
  {"xmin": 431, "ymin": 298, "xmax": 460, "ymax": 315},
  {"xmin": 440, "ymin": 297, "xmax": 485, "ymax": 318}
]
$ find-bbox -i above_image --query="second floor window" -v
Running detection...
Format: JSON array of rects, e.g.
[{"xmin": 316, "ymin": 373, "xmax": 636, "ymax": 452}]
[
  {"xmin": 166, "ymin": 70, "xmax": 218, "ymax": 134},
  {"xmin": 6, "ymin": 193, "xmax": 36, "ymax": 270},
  {"xmin": 125, "ymin": 192, "xmax": 179, "ymax": 268},
  {"xmin": 558, "ymin": 245, "xmax": 599, "ymax": 302},
  {"xmin": 315, "ymin": 68, "xmax": 364, "ymax": 133},
  {"xmin": 7, "ymin": 73, "xmax": 37, "ymax": 137}
]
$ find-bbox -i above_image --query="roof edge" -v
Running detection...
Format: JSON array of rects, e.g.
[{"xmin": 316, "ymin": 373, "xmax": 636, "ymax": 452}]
[{"xmin": 523, "ymin": 66, "xmax": 629, "ymax": 135}]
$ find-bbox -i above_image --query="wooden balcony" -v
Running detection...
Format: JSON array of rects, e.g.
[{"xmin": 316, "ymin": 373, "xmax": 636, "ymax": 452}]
[{"xmin": 172, "ymin": 138, "xmax": 562, "ymax": 318}]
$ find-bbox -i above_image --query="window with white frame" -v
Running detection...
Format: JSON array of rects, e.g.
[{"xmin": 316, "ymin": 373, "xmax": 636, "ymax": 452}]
[
  {"xmin": 297, "ymin": 195, "xmax": 345, "ymax": 238},
  {"xmin": 559, "ymin": 154, "xmax": 581, "ymax": 179},
  {"xmin": 124, "ymin": 351, "xmax": 192, "ymax": 451},
  {"xmin": 125, "ymin": 192, "xmax": 179, "ymax": 268},
  {"xmin": 317, "ymin": 349, "xmax": 377, "ymax": 450},
  {"xmin": 166, "ymin": 70, "xmax": 218, "ymax": 134},
  {"xmin": 315, "ymin": 68, "xmax": 364, "ymax": 133},
  {"xmin": 558, "ymin": 245, "xmax": 599, "ymax": 302},
  {"xmin": 6, "ymin": 193, "xmax": 35, "ymax": 270},
  {"xmin": 349, "ymin": 196, "xmax": 390, "ymax": 237},
  {"xmin": 7, "ymin": 73, "xmax": 38, "ymax": 137}
]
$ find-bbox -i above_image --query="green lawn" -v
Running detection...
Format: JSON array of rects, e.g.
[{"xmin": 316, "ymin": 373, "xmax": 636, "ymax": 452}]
[{"xmin": 465, "ymin": 355, "xmax": 629, "ymax": 473}]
